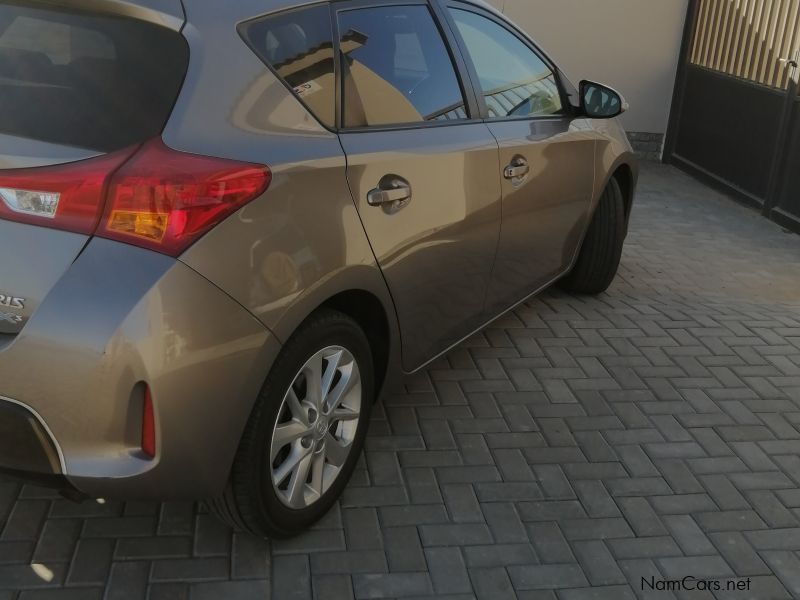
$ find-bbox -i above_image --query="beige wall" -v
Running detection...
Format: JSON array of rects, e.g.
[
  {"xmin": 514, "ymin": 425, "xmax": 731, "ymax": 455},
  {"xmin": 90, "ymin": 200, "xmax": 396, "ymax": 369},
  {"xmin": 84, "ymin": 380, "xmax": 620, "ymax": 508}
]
[{"xmin": 487, "ymin": 0, "xmax": 688, "ymax": 134}]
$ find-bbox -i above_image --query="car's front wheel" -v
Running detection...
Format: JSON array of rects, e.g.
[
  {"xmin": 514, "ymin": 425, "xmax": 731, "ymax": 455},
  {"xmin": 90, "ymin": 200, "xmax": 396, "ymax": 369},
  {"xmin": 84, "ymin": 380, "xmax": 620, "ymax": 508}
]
[
  {"xmin": 559, "ymin": 177, "xmax": 626, "ymax": 295},
  {"xmin": 209, "ymin": 309, "xmax": 373, "ymax": 538}
]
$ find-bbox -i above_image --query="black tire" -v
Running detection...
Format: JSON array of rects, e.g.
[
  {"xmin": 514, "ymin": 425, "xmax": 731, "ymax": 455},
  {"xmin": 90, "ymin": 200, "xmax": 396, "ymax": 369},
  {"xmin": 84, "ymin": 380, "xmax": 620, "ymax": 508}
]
[
  {"xmin": 208, "ymin": 309, "xmax": 374, "ymax": 538},
  {"xmin": 559, "ymin": 177, "xmax": 626, "ymax": 295}
]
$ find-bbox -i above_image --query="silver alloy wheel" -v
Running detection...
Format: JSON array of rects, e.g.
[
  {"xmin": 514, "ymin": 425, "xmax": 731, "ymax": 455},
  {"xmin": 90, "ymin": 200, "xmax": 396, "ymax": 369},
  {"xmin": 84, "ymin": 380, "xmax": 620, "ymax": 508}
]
[{"xmin": 270, "ymin": 346, "xmax": 362, "ymax": 509}]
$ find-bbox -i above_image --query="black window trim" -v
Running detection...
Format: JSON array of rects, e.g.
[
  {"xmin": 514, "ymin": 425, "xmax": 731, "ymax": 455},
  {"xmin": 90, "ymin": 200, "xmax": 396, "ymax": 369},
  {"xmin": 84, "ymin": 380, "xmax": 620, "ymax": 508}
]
[
  {"xmin": 438, "ymin": 0, "xmax": 577, "ymax": 124},
  {"xmin": 331, "ymin": 0, "xmax": 484, "ymax": 133}
]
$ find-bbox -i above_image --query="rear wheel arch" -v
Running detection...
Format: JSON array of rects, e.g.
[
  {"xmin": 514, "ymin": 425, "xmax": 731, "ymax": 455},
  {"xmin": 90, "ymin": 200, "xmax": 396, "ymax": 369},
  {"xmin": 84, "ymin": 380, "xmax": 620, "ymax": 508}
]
[{"xmin": 317, "ymin": 290, "xmax": 391, "ymax": 398}]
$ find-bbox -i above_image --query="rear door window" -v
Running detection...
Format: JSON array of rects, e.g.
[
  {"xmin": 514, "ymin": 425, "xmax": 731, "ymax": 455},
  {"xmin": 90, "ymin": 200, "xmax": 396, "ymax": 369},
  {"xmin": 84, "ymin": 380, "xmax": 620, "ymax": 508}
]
[
  {"xmin": 241, "ymin": 4, "xmax": 337, "ymax": 129},
  {"xmin": 0, "ymin": 4, "xmax": 188, "ymax": 152},
  {"xmin": 337, "ymin": 5, "xmax": 468, "ymax": 128}
]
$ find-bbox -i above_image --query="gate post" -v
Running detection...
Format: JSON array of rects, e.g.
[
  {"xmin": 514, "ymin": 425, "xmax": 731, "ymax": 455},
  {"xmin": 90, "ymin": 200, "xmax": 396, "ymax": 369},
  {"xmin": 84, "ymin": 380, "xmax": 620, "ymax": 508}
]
[
  {"xmin": 663, "ymin": 0, "xmax": 701, "ymax": 164},
  {"xmin": 763, "ymin": 49, "xmax": 800, "ymax": 217}
]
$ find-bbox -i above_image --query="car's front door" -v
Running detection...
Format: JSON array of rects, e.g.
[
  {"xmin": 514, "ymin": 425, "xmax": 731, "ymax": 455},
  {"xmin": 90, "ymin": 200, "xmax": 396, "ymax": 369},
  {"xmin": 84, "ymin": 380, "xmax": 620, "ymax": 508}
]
[
  {"xmin": 334, "ymin": 0, "xmax": 502, "ymax": 370},
  {"xmin": 443, "ymin": 3, "xmax": 596, "ymax": 312}
]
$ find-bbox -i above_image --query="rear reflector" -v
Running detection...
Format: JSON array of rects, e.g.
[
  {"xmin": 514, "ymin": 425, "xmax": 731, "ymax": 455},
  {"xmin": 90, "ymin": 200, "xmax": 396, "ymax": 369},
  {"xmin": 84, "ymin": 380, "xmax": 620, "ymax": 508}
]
[
  {"xmin": 141, "ymin": 386, "xmax": 156, "ymax": 459},
  {"xmin": 0, "ymin": 140, "xmax": 271, "ymax": 256}
]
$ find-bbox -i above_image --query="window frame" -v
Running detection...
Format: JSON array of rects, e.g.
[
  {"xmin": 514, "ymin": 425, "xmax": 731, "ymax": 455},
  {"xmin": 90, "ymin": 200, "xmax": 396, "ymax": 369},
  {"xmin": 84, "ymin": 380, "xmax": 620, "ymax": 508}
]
[
  {"xmin": 331, "ymin": 0, "xmax": 482, "ymax": 133},
  {"xmin": 238, "ymin": 0, "xmax": 571, "ymax": 133},
  {"xmin": 437, "ymin": 0, "xmax": 576, "ymax": 124}
]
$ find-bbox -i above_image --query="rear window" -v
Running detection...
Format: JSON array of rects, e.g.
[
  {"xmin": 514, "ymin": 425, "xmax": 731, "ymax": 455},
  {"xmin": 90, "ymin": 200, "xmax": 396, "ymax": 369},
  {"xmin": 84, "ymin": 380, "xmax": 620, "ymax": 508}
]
[
  {"xmin": 240, "ymin": 4, "xmax": 336, "ymax": 129},
  {"xmin": 0, "ymin": 4, "xmax": 188, "ymax": 152}
]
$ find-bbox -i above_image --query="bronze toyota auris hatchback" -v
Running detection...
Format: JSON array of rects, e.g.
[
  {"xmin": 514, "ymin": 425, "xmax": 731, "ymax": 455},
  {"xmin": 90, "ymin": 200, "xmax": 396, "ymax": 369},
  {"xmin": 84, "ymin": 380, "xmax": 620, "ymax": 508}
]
[{"xmin": 0, "ymin": 0, "xmax": 637, "ymax": 537}]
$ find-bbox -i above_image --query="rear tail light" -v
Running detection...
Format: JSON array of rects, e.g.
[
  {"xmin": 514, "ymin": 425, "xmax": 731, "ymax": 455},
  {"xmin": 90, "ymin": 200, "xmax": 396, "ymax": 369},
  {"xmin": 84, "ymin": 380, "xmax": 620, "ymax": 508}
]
[
  {"xmin": 141, "ymin": 385, "xmax": 156, "ymax": 459},
  {"xmin": 0, "ymin": 140, "xmax": 271, "ymax": 256},
  {"xmin": 99, "ymin": 139, "xmax": 271, "ymax": 255},
  {"xmin": 0, "ymin": 148, "xmax": 137, "ymax": 234}
]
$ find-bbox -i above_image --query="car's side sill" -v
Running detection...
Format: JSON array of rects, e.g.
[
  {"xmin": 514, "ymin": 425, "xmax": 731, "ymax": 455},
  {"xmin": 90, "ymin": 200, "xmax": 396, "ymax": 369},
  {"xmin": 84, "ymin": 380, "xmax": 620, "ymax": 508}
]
[{"xmin": 406, "ymin": 267, "xmax": 571, "ymax": 375}]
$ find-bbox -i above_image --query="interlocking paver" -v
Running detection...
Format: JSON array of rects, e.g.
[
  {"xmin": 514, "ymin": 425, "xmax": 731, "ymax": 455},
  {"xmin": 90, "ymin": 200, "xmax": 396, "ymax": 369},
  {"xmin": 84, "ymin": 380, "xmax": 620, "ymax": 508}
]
[
  {"xmin": 2, "ymin": 164, "xmax": 800, "ymax": 598},
  {"xmin": 572, "ymin": 481, "xmax": 619, "ymax": 518},
  {"xmin": 310, "ymin": 550, "xmax": 387, "ymax": 575},
  {"xmin": 507, "ymin": 564, "xmax": 587, "ymax": 590},
  {"xmin": 65, "ymin": 538, "xmax": 113, "ymax": 585},
  {"xmin": 607, "ymin": 536, "xmax": 682, "ymax": 560},
  {"xmin": 572, "ymin": 540, "xmax": 626, "ymax": 586},
  {"xmin": 231, "ymin": 533, "xmax": 270, "ymax": 579},
  {"xmin": 525, "ymin": 522, "xmax": 574, "ymax": 564},
  {"xmin": 760, "ymin": 552, "xmax": 800, "ymax": 598},
  {"xmin": 662, "ymin": 514, "xmax": 716, "ymax": 556},
  {"xmin": 382, "ymin": 526, "xmax": 426, "ymax": 573},
  {"xmin": 352, "ymin": 572, "xmax": 433, "ymax": 599},
  {"xmin": 557, "ymin": 586, "xmax": 637, "ymax": 600},
  {"xmin": 463, "ymin": 543, "xmax": 537, "ymax": 568},
  {"xmin": 191, "ymin": 580, "xmax": 270, "ymax": 600},
  {"xmin": 708, "ymin": 531, "xmax": 770, "ymax": 576},
  {"xmin": 482, "ymin": 502, "xmax": 528, "ymax": 543},
  {"xmin": 424, "ymin": 547, "xmax": 471, "ymax": 594},
  {"xmin": 619, "ymin": 558, "xmax": 677, "ymax": 600},
  {"xmin": 470, "ymin": 567, "xmax": 516, "ymax": 600}
]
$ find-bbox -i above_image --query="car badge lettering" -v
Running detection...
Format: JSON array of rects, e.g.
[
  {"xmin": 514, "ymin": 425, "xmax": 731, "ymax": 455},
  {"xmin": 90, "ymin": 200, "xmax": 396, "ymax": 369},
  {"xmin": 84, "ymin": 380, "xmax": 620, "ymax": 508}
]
[
  {"xmin": 0, "ymin": 294, "xmax": 25, "ymax": 310},
  {"xmin": 0, "ymin": 311, "xmax": 22, "ymax": 325}
]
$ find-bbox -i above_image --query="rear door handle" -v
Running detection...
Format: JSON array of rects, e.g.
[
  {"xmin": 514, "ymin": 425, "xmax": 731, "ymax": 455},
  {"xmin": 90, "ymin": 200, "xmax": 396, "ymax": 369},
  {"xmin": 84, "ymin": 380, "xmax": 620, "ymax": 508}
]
[
  {"xmin": 504, "ymin": 158, "xmax": 530, "ymax": 180},
  {"xmin": 367, "ymin": 177, "xmax": 412, "ymax": 214}
]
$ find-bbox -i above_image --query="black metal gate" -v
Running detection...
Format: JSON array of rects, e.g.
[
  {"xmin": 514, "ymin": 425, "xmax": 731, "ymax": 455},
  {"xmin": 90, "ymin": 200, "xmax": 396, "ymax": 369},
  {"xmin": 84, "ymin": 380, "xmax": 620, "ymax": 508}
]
[{"xmin": 664, "ymin": 0, "xmax": 800, "ymax": 234}]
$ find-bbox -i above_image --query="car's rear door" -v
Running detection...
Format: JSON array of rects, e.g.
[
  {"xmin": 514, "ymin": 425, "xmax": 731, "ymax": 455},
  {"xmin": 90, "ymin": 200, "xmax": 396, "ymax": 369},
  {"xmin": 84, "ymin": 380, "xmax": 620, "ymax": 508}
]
[
  {"xmin": 0, "ymin": 1, "xmax": 187, "ymax": 336},
  {"xmin": 441, "ymin": 2, "xmax": 596, "ymax": 312},
  {"xmin": 335, "ymin": 0, "xmax": 502, "ymax": 370}
]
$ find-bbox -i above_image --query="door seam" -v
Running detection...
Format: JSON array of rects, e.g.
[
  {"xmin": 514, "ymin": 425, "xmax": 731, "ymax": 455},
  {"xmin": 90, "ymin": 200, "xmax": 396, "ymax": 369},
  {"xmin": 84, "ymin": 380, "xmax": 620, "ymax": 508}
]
[{"xmin": 335, "ymin": 134, "xmax": 406, "ymax": 367}]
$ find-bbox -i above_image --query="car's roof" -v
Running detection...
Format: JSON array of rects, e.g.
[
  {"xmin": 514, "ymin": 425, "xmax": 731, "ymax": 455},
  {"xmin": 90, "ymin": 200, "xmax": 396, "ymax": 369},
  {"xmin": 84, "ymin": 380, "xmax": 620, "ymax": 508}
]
[
  {"xmin": 177, "ymin": 0, "xmax": 500, "ymax": 19},
  {"xmin": 46, "ymin": 0, "xmax": 185, "ymax": 30},
  {"xmin": 59, "ymin": 0, "xmax": 501, "ymax": 26}
]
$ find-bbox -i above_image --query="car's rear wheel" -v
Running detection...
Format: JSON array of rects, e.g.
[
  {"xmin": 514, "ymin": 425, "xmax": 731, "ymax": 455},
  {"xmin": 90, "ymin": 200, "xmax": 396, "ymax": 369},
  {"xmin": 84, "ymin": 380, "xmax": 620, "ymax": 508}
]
[
  {"xmin": 559, "ymin": 177, "xmax": 626, "ymax": 295},
  {"xmin": 208, "ymin": 309, "xmax": 373, "ymax": 538}
]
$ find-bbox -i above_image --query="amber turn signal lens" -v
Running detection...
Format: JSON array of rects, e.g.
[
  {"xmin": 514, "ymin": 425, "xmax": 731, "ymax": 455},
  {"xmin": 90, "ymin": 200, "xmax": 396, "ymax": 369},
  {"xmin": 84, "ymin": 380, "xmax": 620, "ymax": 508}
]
[{"xmin": 108, "ymin": 210, "xmax": 169, "ymax": 242}]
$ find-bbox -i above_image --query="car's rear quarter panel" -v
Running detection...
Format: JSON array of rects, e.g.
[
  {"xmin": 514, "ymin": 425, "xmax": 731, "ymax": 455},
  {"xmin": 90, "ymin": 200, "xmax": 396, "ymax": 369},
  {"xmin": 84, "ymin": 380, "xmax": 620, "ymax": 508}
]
[
  {"xmin": 172, "ymin": 0, "xmax": 402, "ymax": 371},
  {"xmin": 0, "ymin": 238, "xmax": 280, "ymax": 498}
]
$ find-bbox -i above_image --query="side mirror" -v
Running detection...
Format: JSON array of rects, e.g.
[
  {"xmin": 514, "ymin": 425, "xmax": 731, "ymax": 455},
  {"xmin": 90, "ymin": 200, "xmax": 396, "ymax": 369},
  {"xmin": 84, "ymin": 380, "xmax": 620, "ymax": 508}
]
[{"xmin": 579, "ymin": 81, "xmax": 628, "ymax": 119}]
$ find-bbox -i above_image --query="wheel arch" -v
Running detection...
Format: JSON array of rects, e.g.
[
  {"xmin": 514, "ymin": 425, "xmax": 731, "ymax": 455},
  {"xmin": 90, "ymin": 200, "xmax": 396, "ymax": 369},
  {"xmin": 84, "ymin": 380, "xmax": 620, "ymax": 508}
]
[
  {"xmin": 593, "ymin": 152, "xmax": 639, "ymax": 233},
  {"xmin": 611, "ymin": 162, "xmax": 635, "ymax": 221},
  {"xmin": 267, "ymin": 264, "xmax": 403, "ymax": 401},
  {"xmin": 318, "ymin": 289, "xmax": 392, "ymax": 397}
]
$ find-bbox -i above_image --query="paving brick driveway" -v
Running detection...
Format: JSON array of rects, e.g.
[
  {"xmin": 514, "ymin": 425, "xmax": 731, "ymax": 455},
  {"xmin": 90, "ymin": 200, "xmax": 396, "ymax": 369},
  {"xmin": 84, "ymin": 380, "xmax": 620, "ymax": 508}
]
[{"xmin": 2, "ymin": 163, "xmax": 800, "ymax": 600}]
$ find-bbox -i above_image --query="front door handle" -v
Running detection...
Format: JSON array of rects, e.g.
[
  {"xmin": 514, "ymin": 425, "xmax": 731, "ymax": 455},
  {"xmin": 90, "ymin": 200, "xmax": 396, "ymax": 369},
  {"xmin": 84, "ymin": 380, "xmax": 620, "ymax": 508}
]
[
  {"xmin": 504, "ymin": 157, "xmax": 530, "ymax": 180},
  {"xmin": 367, "ymin": 176, "xmax": 412, "ymax": 214}
]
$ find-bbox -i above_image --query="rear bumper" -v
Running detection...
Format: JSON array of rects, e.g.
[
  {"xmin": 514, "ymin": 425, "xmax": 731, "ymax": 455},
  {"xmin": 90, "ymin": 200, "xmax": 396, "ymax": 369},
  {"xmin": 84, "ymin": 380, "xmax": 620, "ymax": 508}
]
[
  {"xmin": 0, "ymin": 237, "xmax": 281, "ymax": 500},
  {"xmin": 0, "ymin": 397, "xmax": 63, "ymax": 475},
  {"xmin": 0, "ymin": 397, "xmax": 86, "ymax": 500}
]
